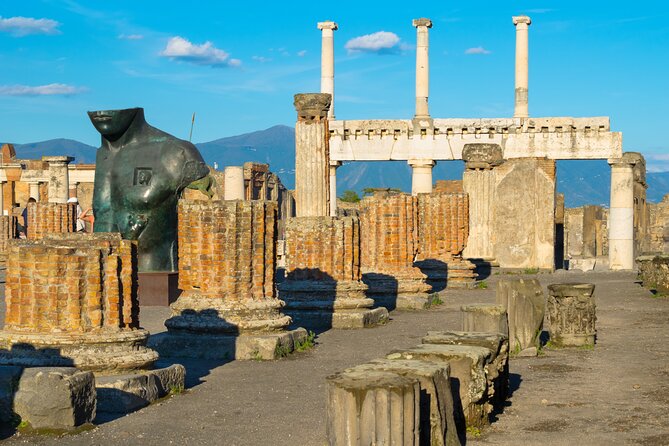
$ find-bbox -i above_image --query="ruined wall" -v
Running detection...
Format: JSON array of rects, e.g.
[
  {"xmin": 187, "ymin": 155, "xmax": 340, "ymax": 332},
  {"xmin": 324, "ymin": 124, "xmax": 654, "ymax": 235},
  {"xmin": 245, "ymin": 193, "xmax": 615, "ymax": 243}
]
[
  {"xmin": 4, "ymin": 234, "xmax": 138, "ymax": 333},
  {"xmin": 564, "ymin": 206, "xmax": 608, "ymax": 260},
  {"xmin": 493, "ymin": 158, "xmax": 556, "ymax": 270},
  {"xmin": 434, "ymin": 180, "xmax": 464, "ymax": 194},
  {"xmin": 284, "ymin": 216, "xmax": 361, "ymax": 282},
  {"xmin": 177, "ymin": 199, "xmax": 276, "ymax": 299},
  {"xmin": 359, "ymin": 192, "xmax": 419, "ymax": 274},
  {"xmin": 0, "ymin": 216, "xmax": 17, "ymax": 260},
  {"xmin": 647, "ymin": 195, "xmax": 669, "ymax": 254},
  {"xmin": 416, "ymin": 192, "xmax": 469, "ymax": 261},
  {"xmin": 26, "ymin": 202, "xmax": 76, "ymax": 239}
]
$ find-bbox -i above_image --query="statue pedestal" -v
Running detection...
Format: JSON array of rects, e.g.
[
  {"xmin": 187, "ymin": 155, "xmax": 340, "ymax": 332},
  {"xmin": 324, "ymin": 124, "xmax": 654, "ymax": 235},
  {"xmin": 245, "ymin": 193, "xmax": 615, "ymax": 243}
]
[{"xmin": 138, "ymin": 272, "xmax": 181, "ymax": 306}]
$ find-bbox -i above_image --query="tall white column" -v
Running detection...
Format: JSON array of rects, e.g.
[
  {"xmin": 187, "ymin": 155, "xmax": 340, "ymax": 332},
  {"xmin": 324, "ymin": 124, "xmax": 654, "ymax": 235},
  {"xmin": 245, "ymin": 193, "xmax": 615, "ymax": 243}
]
[
  {"xmin": 224, "ymin": 166, "xmax": 245, "ymax": 200},
  {"xmin": 29, "ymin": 182, "xmax": 40, "ymax": 202},
  {"xmin": 609, "ymin": 155, "xmax": 635, "ymax": 270},
  {"xmin": 512, "ymin": 15, "xmax": 531, "ymax": 118},
  {"xmin": 318, "ymin": 21, "xmax": 338, "ymax": 120},
  {"xmin": 329, "ymin": 161, "xmax": 341, "ymax": 216},
  {"xmin": 0, "ymin": 181, "xmax": 4, "ymax": 216},
  {"xmin": 408, "ymin": 159, "xmax": 435, "ymax": 195},
  {"xmin": 412, "ymin": 18, "xmax": 432, "ymax": 119}
]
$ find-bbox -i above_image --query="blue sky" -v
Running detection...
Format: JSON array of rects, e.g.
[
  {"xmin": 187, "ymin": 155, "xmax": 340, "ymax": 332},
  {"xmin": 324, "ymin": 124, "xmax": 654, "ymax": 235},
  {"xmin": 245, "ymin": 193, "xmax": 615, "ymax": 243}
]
[{"xmin": 1, "ymin": 1, "xmax": 668, "ymax": 170}]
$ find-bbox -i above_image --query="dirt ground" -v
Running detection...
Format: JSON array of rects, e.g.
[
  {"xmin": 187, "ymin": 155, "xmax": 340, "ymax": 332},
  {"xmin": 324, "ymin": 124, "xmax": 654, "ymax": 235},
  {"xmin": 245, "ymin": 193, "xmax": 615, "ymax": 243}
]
[{"xmin": 1, "ymin": 269, "xmax": 668, "ymax": 446}]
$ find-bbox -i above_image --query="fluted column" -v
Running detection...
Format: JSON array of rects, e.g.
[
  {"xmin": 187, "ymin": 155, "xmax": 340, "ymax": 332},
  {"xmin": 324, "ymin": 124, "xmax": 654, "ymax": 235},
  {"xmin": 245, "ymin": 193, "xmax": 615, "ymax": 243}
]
[
  {"xmin": 43, "ymin": 156, "xmax": 73, "ymax": 204},
  {"xmin": 294, "ymin": 93, "xmax": 331, "ymax": 217},
  {"xmin": 329, "ymin": 160, "xmax": 341, "ymax": 216},
  {"xmin": 609, "ymin": 153, "xmax": 636, "ymax": 270},
  {"xmin": 318, "ymin": 21, "xmax": 338, "ymax": 120},
  {"xmin": 413, "ymin": 18, "xmax": 432, "ymax": 119},
  {"xmin": 224, "ymin": 166, "xmax": 245, "ymax": 200},
  {"xmin": 512, "ymin": 15, "xmax": 531, "ymax": 118}
]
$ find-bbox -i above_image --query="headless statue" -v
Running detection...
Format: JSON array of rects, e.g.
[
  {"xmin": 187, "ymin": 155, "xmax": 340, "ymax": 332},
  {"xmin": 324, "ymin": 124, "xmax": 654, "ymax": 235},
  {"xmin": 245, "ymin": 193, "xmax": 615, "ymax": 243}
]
[{"xmin": 89, "ymin": 107, "xmax": 209, "ymax": 272}]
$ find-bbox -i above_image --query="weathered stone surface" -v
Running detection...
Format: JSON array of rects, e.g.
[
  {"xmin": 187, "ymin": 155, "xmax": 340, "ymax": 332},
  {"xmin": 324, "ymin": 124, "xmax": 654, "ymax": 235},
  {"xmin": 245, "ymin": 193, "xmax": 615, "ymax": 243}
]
[
  {"xmin": 547, "ymin": 283, "xmax": 596, "ymax": 347},
  {"xmin": 0, "ymin": 234, "xmax": 157, "ymax": 372},
  {"xmin": 493, "ymin": 158, "xmax": 556, "ymax": 270},
  {"xmin": 14, "ymin": 367, "xmax": 95, "ymax": 430},
  {"xmin": 637, "ymin": 255, "xmax": 669, "ymax": 294},
  {"xmin": 462, "ymin": 144, "xmax": 504, "ymax": 169},
  {"xmin": 326, "ymin": 369, "xmax": 420, "ymax": 446},
  {"xmin": 460, "ymin": 304, "xmax": 508, "ymax": 336},
  {"xmin": 345, "ymin": 359, "xmax": 463, "ymax": 446},
  {"xmin": 96, "ymin": 364, "xmax": 185, "ymax": 413},
  {"xmin": 387, "ymin": 344, "xmax": 492, "ymax": 428},
  {"xmin": 0, "ymin": 366, "xmax": 22, "ymax": 423},
  {"xmin": 422, "ymin": 331, "xmax": 509, "ymax": 405},
  {"xmin": 496, "ymin": 279, "xmax": 545, "ymax": 355}
]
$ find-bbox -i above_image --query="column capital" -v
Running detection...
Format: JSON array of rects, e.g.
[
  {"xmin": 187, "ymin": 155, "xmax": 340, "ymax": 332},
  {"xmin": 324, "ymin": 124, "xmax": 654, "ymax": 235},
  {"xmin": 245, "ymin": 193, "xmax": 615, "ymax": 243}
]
[
  {"xmin": 317, "ymin": 21, "xmax": 338, "ymax": 31},
  {"xmin": 462, "ymin": 143, "xmax": 504, "ymax": 169},
  {"xmin": 513, "ymin": 15, "xmax": 532, "ymax": 26},
  {"xmin": 294, "ymin": 93, "xmax": 332, "ymax": 122},
  {"xmin": 412, "ymin": 18, "xmax": 433, "ymax": 28},
  {"xmin": 407, "ymin": 159, "xmax": 435, "ymax": 168},
  {"xmin": 329, "ymin": 160, "xmax": 342, "ymax": 168},
  {"xmin": 42, "ymin": 156, "xmax": 74, "ymax": 165}
]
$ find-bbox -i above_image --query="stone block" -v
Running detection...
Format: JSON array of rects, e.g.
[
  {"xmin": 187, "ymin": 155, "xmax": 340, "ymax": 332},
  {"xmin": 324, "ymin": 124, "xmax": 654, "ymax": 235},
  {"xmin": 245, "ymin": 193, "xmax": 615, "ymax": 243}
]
[
  {"xmin": 326, "ymin": 369, "xmax": 420, "ymax": 446},
  {"xmin": 351, "ymin": 359, "xmax": 464, "ymax": 446},
  {"xmin": 96, "ymin": 364, "xmax": 185, "ymax": 413},
  {"xmin": 0, "ymin": 366, "xmax": 22, "ymax": 423},
  {"xmin": 547, "ymin": 283, "xmax": 596, "ymax": 347},
  {"xmin": 460, "ymin": 304, "xmax": 508, "ymax": 336},
  {"xmin": 637, "ymin": 255, "xmax": 669, "ymax": 294},
  {"xmin": 14, "ymin": 367, "xmax": 96, "ymax": 430},
  {"xmin": 387, "ymin": 344, "xmax": 492, "ymax": 428},
  {"xmin": 496, "ymin": 279, "xmax": 545, "ymax": 355},
  {"xmin": 422, "ymin": 331, "xmax": 509, "ymax": 405}
]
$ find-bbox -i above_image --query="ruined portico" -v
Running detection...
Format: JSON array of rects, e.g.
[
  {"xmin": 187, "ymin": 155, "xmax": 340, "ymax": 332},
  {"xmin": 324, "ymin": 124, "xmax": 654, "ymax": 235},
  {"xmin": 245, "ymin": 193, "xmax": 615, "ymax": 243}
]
[{"xmin": 296, "ymin": 16, "xmax": 632, "ymax": 271}]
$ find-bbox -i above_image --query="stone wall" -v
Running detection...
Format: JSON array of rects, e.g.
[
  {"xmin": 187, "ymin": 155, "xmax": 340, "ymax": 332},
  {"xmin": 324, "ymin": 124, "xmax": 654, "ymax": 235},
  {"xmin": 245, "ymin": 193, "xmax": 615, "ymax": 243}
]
[
  {"xmin": 4, "ymin": 234, "xmax": 139, "ymax": 332},
  {"xmin": 434, "ymin": 180, "xmax": 464, "ymax": 193},
  {"xmin": 177, "ymin": 199, "xmax": 276, "ymax": 301},
  {"xmin": 26, "ymin": 202, "xmax": 76, "ymax": 239},
  {"xmin": 493, "ymin": 158, "xmax": 556, "ymax": 270},
  {"xmin": 646, "ymin": 194, "xmax": 669, "ymax": 254},
  {"xmin": 564, "ymin": 205, "xmax": 609, "ymax": 269}
]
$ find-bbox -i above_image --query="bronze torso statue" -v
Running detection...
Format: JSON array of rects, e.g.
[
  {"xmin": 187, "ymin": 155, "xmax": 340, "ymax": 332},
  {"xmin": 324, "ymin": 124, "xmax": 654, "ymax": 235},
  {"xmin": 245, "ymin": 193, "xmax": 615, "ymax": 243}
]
[{"xmin": 89, "ymin": 108, "xmax": 209, "ymax": 272}]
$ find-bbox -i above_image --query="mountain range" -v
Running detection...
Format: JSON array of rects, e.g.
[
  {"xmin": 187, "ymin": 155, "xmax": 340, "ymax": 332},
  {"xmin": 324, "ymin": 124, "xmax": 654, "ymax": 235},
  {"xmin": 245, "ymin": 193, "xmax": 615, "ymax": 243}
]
[{"xmin": 7, "ymin": 125, "xmax": 669, "ymax": 207}]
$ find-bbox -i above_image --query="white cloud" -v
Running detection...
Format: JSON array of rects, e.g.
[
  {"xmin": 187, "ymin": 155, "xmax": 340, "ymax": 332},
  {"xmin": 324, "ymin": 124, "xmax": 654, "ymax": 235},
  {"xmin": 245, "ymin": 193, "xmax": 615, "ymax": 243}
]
[
  {"xmin": 645, "ymin": 153, "xmax": 669, "ymax": 172},
  {"xmin": 252, "ymin": 55, "xmax": 271, "ymax": 63},
  {"xmin": 160, "ymin": 36, "xmax": 240, "ymax": 67},
  {"xmin": 465, "ymin": 46, "xmax": 492, "ymax": 55},
  {"xmin": 0, "ymin": 83, "xmax": 87, "ymax": 96},
  {"xmin": 345, "ymin": 31, "xmax": 402, "ymax": 54},
  {"xmin": 0, "ymin": 16, "xmax": 61, "ymax": 37},
  {"xmin": 297, "ymin": 50, "xmax": 307, "ymax": 57},
  {"xmin": 118, "ymin": 33, "xmax": 144, "ymax": 40}
]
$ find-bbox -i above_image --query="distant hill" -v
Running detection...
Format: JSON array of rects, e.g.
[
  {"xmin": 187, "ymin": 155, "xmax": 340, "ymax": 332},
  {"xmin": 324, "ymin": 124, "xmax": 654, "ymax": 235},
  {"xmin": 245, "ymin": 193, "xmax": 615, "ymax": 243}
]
[{"xmin": 7, "ymin": 126, "xmax": 669, "ymax": 207}]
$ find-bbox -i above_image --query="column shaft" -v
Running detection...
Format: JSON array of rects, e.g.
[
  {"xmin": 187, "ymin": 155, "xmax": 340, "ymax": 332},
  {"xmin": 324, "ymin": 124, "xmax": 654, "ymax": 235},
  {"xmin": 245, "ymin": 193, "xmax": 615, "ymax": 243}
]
[
  {"xmin": 408, "ymin": 159, "xmax": 434, "ymax": 195},
  {"xmin": 318, "ymin": 22, "xmax": 338, "ymax": 119},
  {"xmin": 413, "ymin": 18, "xmax": 432, "ymax": 119},
  {"xmin": 224, "ymin": 166, "xmax": 245, "ymax": 200},
  {"xmin": 513, "ymin": 16, "xmax": 531, "ymax": 118},
  {"xmin": 609, "ymin": 162, "xmax": 634, "ymax": 270},
  {"xmin": 29, "ymin": 183, "xmax": 40, "ymax": 202},
  {"xmin": 329, "ymin": 162, "xmax": 340, "ymax": 216}
]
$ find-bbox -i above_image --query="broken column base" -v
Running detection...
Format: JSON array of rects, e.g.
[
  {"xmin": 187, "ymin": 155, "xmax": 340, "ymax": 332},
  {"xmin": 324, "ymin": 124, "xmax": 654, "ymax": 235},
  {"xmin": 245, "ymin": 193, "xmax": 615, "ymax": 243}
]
[
  {"xmin": 279, "ymin": 280, "xmax": 389, "ymax": 329},
  {"xmin": 150, "ymin": 328, "xmax": 309, "ymax": 361},
  {"xmin": 0, "ymin": 329, "xmax": 158, "ymax": 373},
  {"xmin": 96, "ymin": 363, "xmax": 186, "ymax": 414},
  {"xmin": 363, "ymin": 272, "xmax": 434, "ymax": 310},
  {"xmin": 415, "ymin": 257, "xmax": 478, "ymax": 290}
]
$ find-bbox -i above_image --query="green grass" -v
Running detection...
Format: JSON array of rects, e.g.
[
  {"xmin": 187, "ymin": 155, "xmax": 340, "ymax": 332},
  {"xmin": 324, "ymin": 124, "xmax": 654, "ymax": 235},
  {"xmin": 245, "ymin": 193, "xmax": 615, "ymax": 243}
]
[
  {"xmin": 429, "ymin": 293, "xmax": 444, "ymax": 305},
  {"xmin": 295, "ymin": 331, "xmax": 316, "ymax": 352},
  {"xmin": 169, "ymin": 384, "xmax": 184, "ymax": 395},
  {"xmin": 475, "ymin": 281, "xmax": 488, "ymax": 289},
  {"xmin": 466, "ymin": 426, "xmax": 482, "ymax": 438},
  {"xmin": 274, "ymin": 343, "xmax": 291, "ymax": 358},
  {"xmin": 523, "ymin": 268, "xmax": 540, "ymax": 275},
  {"xmin": 251, "ymin": 350, "xmax": 264, "ymax": 361}
]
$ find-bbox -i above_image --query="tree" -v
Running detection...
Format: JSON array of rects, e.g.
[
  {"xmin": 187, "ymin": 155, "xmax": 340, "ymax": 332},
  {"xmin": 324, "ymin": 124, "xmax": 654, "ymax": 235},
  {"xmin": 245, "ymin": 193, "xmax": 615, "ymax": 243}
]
[{"xmin": 339, "ymin": 190, "xmax": 361, "ymax": 203}]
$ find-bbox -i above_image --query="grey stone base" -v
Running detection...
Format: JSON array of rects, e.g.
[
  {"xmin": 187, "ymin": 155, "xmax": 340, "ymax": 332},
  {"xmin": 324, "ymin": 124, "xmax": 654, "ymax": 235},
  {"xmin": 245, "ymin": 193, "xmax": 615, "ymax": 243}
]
[
  {"xmin": 150, "ymin": 328, "xmax": 308, "ymax": 361},
  {"xmin": 287, "ymin": 307, "xmax": 389, "ymax": 330},
  {"xmin": 372, "ymin": 293, "xmax": 439, "ymax": 311},
  {"xmin": 552, "ymin": 333, "xmax": 595, "ymax": 347},
  {"xmin": 96, "ymin": 364, "xmax": 186, "ymax": 414}
]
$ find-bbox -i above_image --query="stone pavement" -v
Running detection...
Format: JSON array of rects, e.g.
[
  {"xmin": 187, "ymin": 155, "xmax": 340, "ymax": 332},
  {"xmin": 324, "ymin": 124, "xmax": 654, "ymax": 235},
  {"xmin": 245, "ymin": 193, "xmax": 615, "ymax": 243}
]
[{"xmin": 1, "ymin": 269, "xmax": 668, "ymax": 445}]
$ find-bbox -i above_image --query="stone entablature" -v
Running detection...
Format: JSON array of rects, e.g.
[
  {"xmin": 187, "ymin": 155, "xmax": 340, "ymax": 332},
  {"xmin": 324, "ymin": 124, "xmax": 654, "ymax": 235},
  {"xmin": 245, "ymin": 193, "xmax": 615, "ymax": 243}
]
[{"xmin": 328, "ymin": 117, "xmax": 621, "ymax": 161}]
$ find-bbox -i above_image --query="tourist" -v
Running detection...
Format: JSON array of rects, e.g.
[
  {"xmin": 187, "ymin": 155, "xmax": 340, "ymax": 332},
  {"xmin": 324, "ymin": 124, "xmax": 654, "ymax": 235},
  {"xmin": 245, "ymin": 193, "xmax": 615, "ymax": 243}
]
[
  {"xmin": 67, "ymin": 197, "xmax": 87, "ymax": 232},
  {"xmin": 18, "ymin": 197, "xmax": 36, "ymax": 238}
]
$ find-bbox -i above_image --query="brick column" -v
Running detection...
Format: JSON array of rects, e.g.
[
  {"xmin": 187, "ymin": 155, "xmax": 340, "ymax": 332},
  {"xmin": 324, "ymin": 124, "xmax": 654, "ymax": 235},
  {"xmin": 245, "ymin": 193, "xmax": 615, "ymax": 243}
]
[
  {"xmin": 0, "ymin": 234, "xmax": 157, "ymax": 372},
  {"xmin": 279, "ymin": 216, "xmax": 388, "ymax": 329},
  {"xmin": 155, "ymin": 199, "xmax": 307, "ymax": 360},
  {"xmin": 359, "ymin": 192, "xmax": 432, "ymax": 310},
  {"xmin": 294, "ymin": 93, "xmax": 331, "ymax": 217},
  {"xmin": 26, "ymin": 202, "xmax": 77, "ymax": 239}
]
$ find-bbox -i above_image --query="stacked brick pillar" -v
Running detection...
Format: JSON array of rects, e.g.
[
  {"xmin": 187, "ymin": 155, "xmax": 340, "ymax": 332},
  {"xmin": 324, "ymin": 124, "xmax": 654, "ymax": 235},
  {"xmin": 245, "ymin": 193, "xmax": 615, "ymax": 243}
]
[
  {"xmin": 157, "ymin": 199, "xmax": 306, "ymax": 360},
  {"xmin": 0, "ymin": 215, "xmax": 17, "ymax": 261},
  {"xmin": 359, "ymin": 192, "xmax": 432, "ymax": 310},
  {"xmin": 278, "ymin": 216, "xmax": 388, "ymax": 329},
  {"xmin": 0, "ymin": 234, "xmax": 157, "ymax": 372},
  {"xmin": 416, "ymin": 192, "xmax": 477, "ymax": 288},
  {"xmin": 27, "ymin": 202, "xmax": 76, "ymax": 239}
]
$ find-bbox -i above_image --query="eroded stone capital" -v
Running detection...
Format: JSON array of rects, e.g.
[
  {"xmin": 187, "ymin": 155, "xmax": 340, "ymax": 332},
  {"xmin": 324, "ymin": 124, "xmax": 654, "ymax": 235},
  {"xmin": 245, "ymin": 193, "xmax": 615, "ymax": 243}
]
[
  {"xmin": 42, "ymin": 156, "xmax": 74, "ymax": 165},
  {"xmin": 317, "ymin": 21, "xmax": 338, "ymax": 31},
  {"xmin": 412, "ymin": 18, "xmax": 433, "ymax": 28},
  {"xmin": 294, "ymin": 93, "xmax": 332, "ymax": 122},
  {"xmin": 513, "ymin": 15, "xmax": 532, "ymax": 26},
  {"xmin": 462, "ymin": 143, "xmax": 504, "ymax": 169}
]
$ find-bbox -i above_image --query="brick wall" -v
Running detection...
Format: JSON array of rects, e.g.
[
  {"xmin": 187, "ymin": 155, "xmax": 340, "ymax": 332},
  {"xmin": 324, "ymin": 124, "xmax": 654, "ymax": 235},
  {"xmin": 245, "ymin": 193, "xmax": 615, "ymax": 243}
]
[
  {"xmin": 417, "ymin": 192, "xmax": 469, "ymax": 261},
  {"xmin": 4, "ymin": 234, "xmax": 138, "ymax": 333},
  {"xmin": 178, "ymin": 199, "xmax": 277, "ymax": 299},
  {"xmin": 359, "ymin": 193, "xmax": 419, "ymax": 274},
  {"xmin": 26, "ymin": 202, "xmax": 76, "ymax": 239},
  {"xmin": 434, "ymin": 180, "xmax": 464, "ymax": 193},
  {"xmin": 284, "ymin": 216, "xmax": 361, "ymax": 282},
  {"xmin": 0, "ymin": 215, "xmax": 17, "ymax": 257}
]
